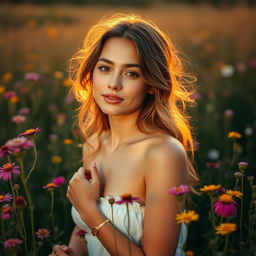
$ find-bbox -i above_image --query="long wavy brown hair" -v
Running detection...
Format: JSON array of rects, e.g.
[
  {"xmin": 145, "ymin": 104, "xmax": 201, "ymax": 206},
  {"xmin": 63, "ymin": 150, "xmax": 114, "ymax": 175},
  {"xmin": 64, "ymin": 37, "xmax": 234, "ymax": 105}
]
[{"xmin": 68, "ymin": 13, "xmax": 199, "ymax": 186}]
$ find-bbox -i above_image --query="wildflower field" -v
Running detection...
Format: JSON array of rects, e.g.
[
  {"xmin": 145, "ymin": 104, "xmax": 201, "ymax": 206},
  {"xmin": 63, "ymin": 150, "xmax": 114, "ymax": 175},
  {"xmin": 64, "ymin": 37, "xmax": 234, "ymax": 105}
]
[{"xmin": 0, "ymin": 3, "xmax": 256, "ymax": 256}]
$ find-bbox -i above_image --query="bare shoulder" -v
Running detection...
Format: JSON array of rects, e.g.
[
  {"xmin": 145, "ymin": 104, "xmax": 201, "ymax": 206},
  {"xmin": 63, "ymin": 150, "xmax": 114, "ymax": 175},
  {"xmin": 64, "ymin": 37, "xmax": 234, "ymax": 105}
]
[{"xmin": 143, "ymin": 134, "xmax": 188, "ymax": 184}]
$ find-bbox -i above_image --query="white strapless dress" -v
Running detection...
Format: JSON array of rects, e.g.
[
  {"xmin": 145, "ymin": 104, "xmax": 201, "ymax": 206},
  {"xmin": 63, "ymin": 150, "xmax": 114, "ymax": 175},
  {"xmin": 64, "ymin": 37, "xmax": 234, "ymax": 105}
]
[{"xmin": 71, "ymin": 195, "xmax": 187, "ymax": 256}]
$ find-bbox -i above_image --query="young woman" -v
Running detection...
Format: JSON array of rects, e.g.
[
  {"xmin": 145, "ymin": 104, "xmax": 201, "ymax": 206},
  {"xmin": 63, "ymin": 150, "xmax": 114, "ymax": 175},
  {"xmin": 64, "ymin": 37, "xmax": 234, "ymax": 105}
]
[{"xmin": 49, "ymin": 13, "xmax": 199, "ymax": 256}]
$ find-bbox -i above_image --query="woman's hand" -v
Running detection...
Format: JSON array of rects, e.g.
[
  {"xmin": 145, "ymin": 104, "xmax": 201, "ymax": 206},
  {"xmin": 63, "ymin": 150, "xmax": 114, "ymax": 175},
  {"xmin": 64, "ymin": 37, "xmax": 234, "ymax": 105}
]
[
  {"xmin": 48, "ymin": 244, "xmax": 76, "ymax": 256},
  {"xmin": 66, "ymin": 162, "xmax": 100, "ymax": 214}
]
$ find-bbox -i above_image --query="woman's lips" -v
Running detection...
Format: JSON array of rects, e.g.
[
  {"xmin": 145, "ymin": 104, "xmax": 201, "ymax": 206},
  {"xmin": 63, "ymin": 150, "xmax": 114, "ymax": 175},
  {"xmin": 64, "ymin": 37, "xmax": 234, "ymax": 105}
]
[{"xmin": 102, "ymin": 94, "xmax": 124, "ymax": 104}]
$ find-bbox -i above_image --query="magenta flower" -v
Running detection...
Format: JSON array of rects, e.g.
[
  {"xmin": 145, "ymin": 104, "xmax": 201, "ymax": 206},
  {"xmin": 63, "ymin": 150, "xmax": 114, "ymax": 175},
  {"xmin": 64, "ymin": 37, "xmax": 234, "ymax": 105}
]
[
  {"xmin": 213, "ymin": 194, "xmax": 238, "ymax": 218},
  {"xmin": 116, "ymin": 194, "xmax": 139, "ymax": 205},
  {"xmin": 3, "ymin": 238, "xmax": 23, "ymax": 248},
  {"xmin": 19, "ymin": 127, "xmax": 42, "ymax": 137},
  {"xmin": 36, "ymin": 228, "xmax": 50, "ymax": 239},
  {"xmin": 24, "ymin": 72, "xmax": 40, "ymax": 81},
  {"xmin": 0, "ymin": 193, "xmax": 13, "ymax": 203},
  {"xmin": 5, "ymin": 137, "xmax": 34, "ymax": 152},
  {"xmin": 0, "ymin": 163, "xmax": 20, "ymax": 181},
  {"xmin": 52, "ymin": 176, "xmax": 66, "ymax": 186},
  {"xmin": 4, "ymin": 91, "xmax": 16, "ymax": 99},
  {"xmin": 0, "ymin": 145, "xmax": 14, "ymax": 158},
  {"xmin": 18, "ymin": 107, "xmax": 30, "ymax": 115},
  {"xmin": 168, "ymin": 185, "xmax": 190, "ymax": 196},
  {"xmin": 76, "ymin": 229, "xmax": 87, "ymax": 238},
  {"xmin": 1, "ymin": 204, "xmax": 14, "ymax": 220}
]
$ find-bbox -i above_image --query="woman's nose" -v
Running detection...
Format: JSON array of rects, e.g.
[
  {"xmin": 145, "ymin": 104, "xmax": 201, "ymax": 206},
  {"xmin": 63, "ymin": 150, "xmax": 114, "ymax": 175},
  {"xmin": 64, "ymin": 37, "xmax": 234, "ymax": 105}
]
[{"xmin": 108, "ymin": 73, "xmax": 122, "ymax": 91}]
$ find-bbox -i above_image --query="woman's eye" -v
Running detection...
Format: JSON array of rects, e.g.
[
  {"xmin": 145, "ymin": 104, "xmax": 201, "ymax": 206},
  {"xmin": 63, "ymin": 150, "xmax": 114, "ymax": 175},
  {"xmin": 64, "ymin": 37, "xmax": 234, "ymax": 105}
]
[
  {"xmin": 126, "ymin": 71, "xmax": 139, "ymax": 78},
  {"xmin": 98, "ymin": 66, "xmax": 110, "ymax": 72}
]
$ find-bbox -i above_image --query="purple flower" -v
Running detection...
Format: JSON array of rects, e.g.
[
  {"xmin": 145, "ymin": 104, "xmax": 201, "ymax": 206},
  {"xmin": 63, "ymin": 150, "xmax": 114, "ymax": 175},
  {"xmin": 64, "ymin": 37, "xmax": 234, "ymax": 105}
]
[
  {"xmin": 0, "ymin": 145, "xmax": 14, "ymax": 158},
  {"xmin": 1, "ymin": 204, "xmax": 14, "ymax": 220},
  {"xmin": 24, "ymin": 72, "xmax": 40, "ymax": 81},
  {"xmin": 52, "ymin": 176, "xmax": 66, "ymax": 186},
  {"xmin": 0, "ymin": 163, "xmax": 20, "ymax": 181},
  {"xmin": 3, "ymin": 238, "xmax": 23, "ymax": 248},
  {"xmin": 5, "ymin": 137, "xmax": 34, "ymax": 152},
  {"xmin": 0, "ymin": 193, "xmax": 13, "ymax": 203},
  {"xmin": 168, "ymin": 185, "xmax": 190, "ymax": 196},
  {"xmin": 18, "ymin": 107, "xmax": 30, "ymax": 115},
  {"xmin": 213, "ymin": 194, "xmax": 238, "ymax": 218}
]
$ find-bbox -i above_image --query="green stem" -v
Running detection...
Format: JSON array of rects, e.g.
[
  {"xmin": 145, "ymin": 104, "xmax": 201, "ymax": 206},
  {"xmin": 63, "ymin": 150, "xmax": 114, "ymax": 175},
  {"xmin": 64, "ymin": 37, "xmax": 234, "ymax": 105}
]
[
  {"xmin": 19, "ymin": 210, "xmax": 29, "ymax": 256},
  {"xmin": 110, "ymin": 204, "xmax": 119, "ymax": 256},
  {"xmin": 240, "ymin": 170, "xmax": 244, "ymax": 244},
  {"xmin": 223, "ymin": 235, "xmax": 230, "ymax": 255},
  {"xmin": 25, "ymin": 143, "xmax": 37, "ymax": 183},
  {"xmin": 50, "ymin": 190, "xmax": 56, "ymax": 236},
  {"xmin": 125, "ymin": 203, "xmax": 132, "ymax": 256},
  {"xmin": 19, "ymin": 159, "xmax": 36, "ymax": 255}
]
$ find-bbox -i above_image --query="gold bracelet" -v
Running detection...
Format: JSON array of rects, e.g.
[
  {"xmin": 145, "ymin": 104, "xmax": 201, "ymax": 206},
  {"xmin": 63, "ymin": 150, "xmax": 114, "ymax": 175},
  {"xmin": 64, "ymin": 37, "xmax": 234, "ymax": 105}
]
[{"xmin": 91, "ymin": 219, "xmax": 111, "ymax": 236}]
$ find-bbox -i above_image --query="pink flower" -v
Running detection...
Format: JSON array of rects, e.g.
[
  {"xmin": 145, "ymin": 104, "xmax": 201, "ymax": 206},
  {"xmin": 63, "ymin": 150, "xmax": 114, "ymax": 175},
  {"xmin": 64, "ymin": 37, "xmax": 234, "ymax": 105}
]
[
  {"xmin": 5, "ymin": 137, "xmax": 34, "ymax": 152},
  {"xmin": 168, "ymin": 185, "xmax": 190, "ymax": 196},
  {"xmin": 116, "ymin": 194, "xmax": 139, "ymax": 205},
  {"xmin": 4, "ymin": 238, "xmax": 23, "ymax": 248},
  {"xmin": 238, "ymin": 161, "xmax": 248, "ymax": 170},
  {"xmin": 18, "ymin": 107, "xmax": 30, "ymax": 115},
  {"xmin": 19, "ymin": 127, "xmax": 42, "ymax": 137},
  {"xmin": 0, "ymin": 193, "xmax": 13, "ymax": 203},
  {"xmin": 213, "ymin": 194, "xmax": 238, "ymax": 217},
  {"xmin": 249, "ymin": 59, "xmax": 256, "ymax": 68},
  {"xmin": 76, "ymin": 229, "xmax": 87, "ymax": 238},
  {"xmin": 0, "ymin": 163, "xmax": 20, "ymax": 181},
  {"xmin": 52, "ymin": 176, "xmax": 66, "ymax": 186},
  {"xmin": 0, "ymin": 145, "xmax": 14, "ymax": 158},
  {"xmin": 36, "ymin": 228, "xmax": 50, "ymax": 239},
  {"xmin": 4, "ymin": 91, "xmax": 16, "ymax": 99},
  {"xmin": 12, "ymin": 115, "xmax": 26, "ymax": 124},
  {"xmin": 43, "ymin": 183, "xmax": 57, "ymax": 191},
  {"xmin": 224, "ymin": 109, "xmax": 234, "ymax": 117},
  {"xmin": 1, "ymin": 204, "xmax": 14, "ymax": 220},
  {"xmin": 24, "ymin": 72, "xmax": 40, "ymax": 81},
  {"xmin": 206, "ymin": 162, "xmax": 221, "ymax": 169}
]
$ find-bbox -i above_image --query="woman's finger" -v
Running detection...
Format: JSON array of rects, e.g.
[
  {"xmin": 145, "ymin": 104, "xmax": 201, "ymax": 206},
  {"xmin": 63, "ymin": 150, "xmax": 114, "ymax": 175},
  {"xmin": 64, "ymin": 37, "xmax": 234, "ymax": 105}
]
[{"xmin": 90, "ymin": 162, "xmax": 100, "ymax": 183}]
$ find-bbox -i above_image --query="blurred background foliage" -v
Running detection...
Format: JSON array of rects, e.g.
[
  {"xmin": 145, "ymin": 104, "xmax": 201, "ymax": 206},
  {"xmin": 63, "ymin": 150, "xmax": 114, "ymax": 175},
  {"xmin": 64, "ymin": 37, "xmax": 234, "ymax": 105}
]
[{"xmin": 0, "ymin": 2, "xmax": 256, "ymax": 255}]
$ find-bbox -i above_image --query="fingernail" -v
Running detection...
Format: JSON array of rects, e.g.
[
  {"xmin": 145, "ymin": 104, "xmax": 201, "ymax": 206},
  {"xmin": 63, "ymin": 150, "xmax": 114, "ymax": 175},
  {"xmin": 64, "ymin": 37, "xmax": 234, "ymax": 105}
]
[
  {"xmin": 92, "ymin": 162, "xmax": 96, "ymax": 168},
  {"xmin": 63, "ymin": 246, "xmax": 68, "ymax": 250}
]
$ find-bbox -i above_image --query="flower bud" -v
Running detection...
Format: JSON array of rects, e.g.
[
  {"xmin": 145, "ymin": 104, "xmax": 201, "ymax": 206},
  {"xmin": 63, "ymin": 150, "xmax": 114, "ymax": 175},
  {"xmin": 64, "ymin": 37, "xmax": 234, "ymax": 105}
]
[
  {"xmin": 108, "ymin": 198, "xmax": 115, "ymax": 205},
  {"xmin": 234, "ymin": 172, "xmax": 242, "ymax": 179},
  {"xmin": 13, "ymin": 184, "xmax": 20, "ymax": 190}
]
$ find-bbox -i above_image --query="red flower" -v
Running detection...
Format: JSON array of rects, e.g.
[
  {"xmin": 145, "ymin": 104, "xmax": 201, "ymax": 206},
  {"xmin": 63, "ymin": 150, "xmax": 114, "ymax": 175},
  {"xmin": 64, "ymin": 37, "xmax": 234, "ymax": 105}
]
[
  {"xmin": 14, "ymin": 196, "xmax": 27, "ymax": 209},
  {"xmin": 76, "ymin": 229, "xmax": 87, "ymax": 238},
  {"xmin": 0, "ymin": 145, "xmax": 13, "ymax": 158}
]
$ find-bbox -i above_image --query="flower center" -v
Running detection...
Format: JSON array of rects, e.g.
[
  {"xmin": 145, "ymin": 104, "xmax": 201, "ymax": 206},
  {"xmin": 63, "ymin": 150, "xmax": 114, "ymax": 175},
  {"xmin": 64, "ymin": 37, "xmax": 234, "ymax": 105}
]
[
  {"xmin": 219, "ymin": 194, "xmax": 233, "ymax": 203},
  {"xmin": 3, "ymin": 163, "xmax": 12, "ymax": 171},
  {"xmin": 2, "ymin": 206, "xmax": 11, "ymax": 213},
  {"xmin": 0, "ymin": 195, "xmax": 4, "ymax": 200}
]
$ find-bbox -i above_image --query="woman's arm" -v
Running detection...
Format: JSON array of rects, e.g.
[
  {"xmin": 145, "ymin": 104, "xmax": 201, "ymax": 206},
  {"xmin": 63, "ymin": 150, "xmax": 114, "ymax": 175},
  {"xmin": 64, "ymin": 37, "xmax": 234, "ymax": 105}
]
[{"xmin": 67, "ymin": 136, "xmax": 188, "ymax": 256}]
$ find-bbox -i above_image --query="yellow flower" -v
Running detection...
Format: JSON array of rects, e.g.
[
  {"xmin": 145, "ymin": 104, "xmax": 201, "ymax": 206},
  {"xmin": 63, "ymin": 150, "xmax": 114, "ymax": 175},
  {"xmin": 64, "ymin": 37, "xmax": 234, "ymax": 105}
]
[
  {"xmin": 53, "ymin": 71, "xmax": 64, "ymax": 79},
  {"xmin": 63, "ymin": 139, "xmax": 73, "ymax": 145},
  {"xmin": 51, "ymin": 156, "xmax": 62, "ymax": 164},
  {"xmin": 2, "ymin": 72, "xmax": 12, "ymax": 82},
  {"xmin": 215, "ymin": 223, "xmax": 237, "ymax": 235},
  {"xmin": 10, "ymin": 96, "xmax": 19, "ymax": 103},
  {"xmin": 200, "ymin": 185, "xmax": 221, "ymax": 192},
  {"xmin": 63, "ymin": 78, "xmax": 73, "ymax": 87},
  {"xmin": 226, "ymin": 190, "xmax": 243, "ymax": 198},
  {"xmin": 185, "ymin": 251, "xmax": 194, "ymax": 256},
  {"xmin": 228, "ymin": 132, "xmax": 242, "ymax": 139},
  {"xmin": 0, "ymin": 85, "xmax": 6, "ymax": 94},
  {"xmin": 176, "ymin": 210, "xmax": 199, "ymax": 224},
  {"xmin": 218, "ymin": 194, "xmax": 233, "ymax": 203}
]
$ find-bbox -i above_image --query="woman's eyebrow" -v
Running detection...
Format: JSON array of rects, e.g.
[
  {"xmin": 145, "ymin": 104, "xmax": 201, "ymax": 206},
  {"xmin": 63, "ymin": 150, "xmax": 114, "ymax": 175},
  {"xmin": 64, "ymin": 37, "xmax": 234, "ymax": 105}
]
[{"xmin": 98, "ymin": 57, "xmax": 141, "ymax": 68}]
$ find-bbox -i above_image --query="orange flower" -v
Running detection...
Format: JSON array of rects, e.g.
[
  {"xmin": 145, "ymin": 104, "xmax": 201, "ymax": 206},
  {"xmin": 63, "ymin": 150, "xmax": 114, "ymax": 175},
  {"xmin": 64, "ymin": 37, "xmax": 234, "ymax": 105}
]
[
  {"xmin": 225, "ymin": 190, "xmax": 243, "ymax": 198},
  {"xmin": 176, "ymin": 210, "xmax": 199, "ymax": 224},
  {"xmin": 228, "ymin": 132, "xmax": 242, "ymax": 139},
  {"xmin": 63, "ymin": 78, "xmax": 73, "ymax": 87},
  {"xmin": 200, "ymin": 185, "xmax": 221, "ymax": 192},
  {"xmin": 0, "ymin": 85, "xmax": 6, "ymax": 94},
  {"xmin": 215, "ymin": 223, "xmax": 237, "ymax": 235},
  {"xmin": 185, "ymin": 251, "xmax": 195, "ymax": 256},
  {"xmin": 63, "ymin": 139, "xmax": 73, "ymax": 145},
  {"xmin": 10, "ymin": 96, "xmax": 19, "ymax": 103}
]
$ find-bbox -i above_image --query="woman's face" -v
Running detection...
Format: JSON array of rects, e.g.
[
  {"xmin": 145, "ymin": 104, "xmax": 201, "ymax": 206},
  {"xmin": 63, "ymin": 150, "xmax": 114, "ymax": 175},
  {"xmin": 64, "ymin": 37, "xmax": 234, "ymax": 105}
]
[{"xmin": 92, "ymin": 37, "xmax": 150, "ymax": 116}]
